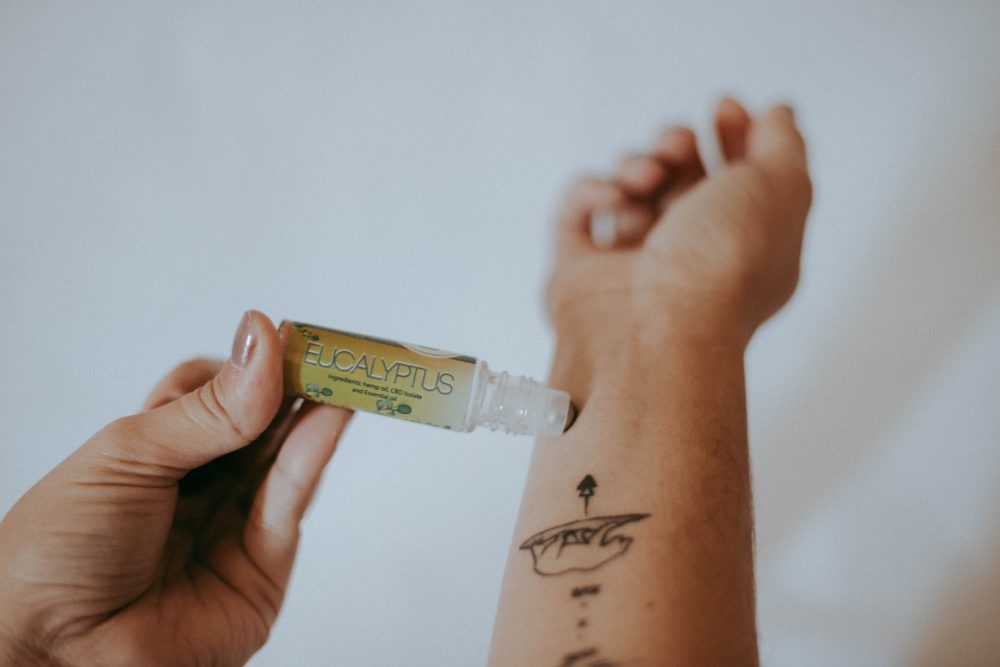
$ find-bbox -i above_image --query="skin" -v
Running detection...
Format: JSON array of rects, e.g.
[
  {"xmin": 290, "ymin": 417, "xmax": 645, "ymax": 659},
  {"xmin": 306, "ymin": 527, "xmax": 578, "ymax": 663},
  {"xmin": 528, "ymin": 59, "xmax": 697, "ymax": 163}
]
[
  {"xmin": 0, "ymin": 311, "xmax": 352, "ymax": 666},
  {"xmin": 488, "ymin": 98, "xmax": 811, "ymax": 665},
  {"xmin": 0, "ymin": 97, "xmax": 810, "ymax": 665}
]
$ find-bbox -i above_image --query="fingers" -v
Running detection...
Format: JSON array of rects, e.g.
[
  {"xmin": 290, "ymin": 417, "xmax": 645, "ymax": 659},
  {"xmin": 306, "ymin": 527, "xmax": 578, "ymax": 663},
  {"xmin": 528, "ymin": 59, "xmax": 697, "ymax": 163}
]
[
  {"xmin": 746, "ymin": 104, "xmax": 812, "ymax": 217},
  {"xmin": 715, "ymin": 97, "xmax": 751, "ymax": 162},
  {"xmin": 609, "ymin": 155, "xmax": 670, "ymax": 246},
  {"xmin": 714, "ymin": 98, "xmax": 808, "ymax": 175},
  {"xmin": 713, "ymin": 98, "xmax": 811, "ymax": 216},
  {"xmin": 652, "ymin": 126, "xmax": 707, "ymax": 214},
  {"xmin": 555, "ymin": 177, "xmax": 627, "ymax": 254},
  {"xmin": 653, "ymin": 126, "xmax": 705, "ymax": 183},
  {"xmin": 95, "ymin": 311, "xmax": 285, "ymax": 478},
  {"xmin": 555, "ymin": 122, "xmax": 714, "ymax": 253},
  {"xmin": 617, "ymin": 154, "xmax": 668, "ymax": 197},
  {"xmin": 746, "ymin": 105, "xmax": 808, "ymax": 173},
  {"xmin": 554, "ymin": 100, "xmax": 807, "ymax": 254},
  {"xmin": 143, "ymin": 358, "xmax": 224, "ymax": 410},
  {"xmin": 243, "ymin": 404, "xmax": 353, "ymax": 586}
]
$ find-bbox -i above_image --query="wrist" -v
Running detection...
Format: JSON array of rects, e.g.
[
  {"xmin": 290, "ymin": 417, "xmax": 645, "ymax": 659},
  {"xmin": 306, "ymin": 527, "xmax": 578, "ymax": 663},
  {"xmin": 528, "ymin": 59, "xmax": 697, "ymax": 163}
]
[
  {"xmin": 549, "ymin": 307, "xmax": 747, "ymax": 398},
  {"xmin": 551, "ymin": 287, "xmax": 752, "ymax": 353}
]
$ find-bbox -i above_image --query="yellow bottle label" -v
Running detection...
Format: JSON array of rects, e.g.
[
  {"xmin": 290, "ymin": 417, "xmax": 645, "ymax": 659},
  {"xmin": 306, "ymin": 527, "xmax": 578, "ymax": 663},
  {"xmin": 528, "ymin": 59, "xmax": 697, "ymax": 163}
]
[{"xmin": 281, "ymin": 321, "xmax": 478, "ymax": 430}]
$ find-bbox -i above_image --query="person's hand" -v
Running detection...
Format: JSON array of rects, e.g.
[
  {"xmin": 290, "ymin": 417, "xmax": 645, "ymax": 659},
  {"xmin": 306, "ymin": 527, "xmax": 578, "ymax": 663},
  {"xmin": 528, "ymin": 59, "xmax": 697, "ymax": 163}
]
[
  {"xmin": 546, "ymin": 98, "xmax": 811, "ymax": 391},
  {"xmin": 0, "ymin": 311, "xmax": 352, "ymax": 666}
]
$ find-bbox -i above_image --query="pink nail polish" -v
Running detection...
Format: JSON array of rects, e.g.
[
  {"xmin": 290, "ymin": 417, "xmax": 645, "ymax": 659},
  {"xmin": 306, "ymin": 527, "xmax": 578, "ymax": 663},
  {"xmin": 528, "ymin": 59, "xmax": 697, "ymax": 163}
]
[{"xmin": 231, "ymin": 311, "xmax": 256, "ymax": 368}]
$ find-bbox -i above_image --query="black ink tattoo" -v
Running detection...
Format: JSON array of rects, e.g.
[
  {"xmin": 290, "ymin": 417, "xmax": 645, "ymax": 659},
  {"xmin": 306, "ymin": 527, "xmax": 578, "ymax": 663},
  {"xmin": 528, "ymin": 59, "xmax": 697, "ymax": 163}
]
[
  {"xmin": 543, "ymin": 483, "xmax": 642, "ymax": 665},
  {"xmin": 577, "ymin": 474, "xmax": 597, "ymax": 515},
  {"xmin": 520, "ymin": 514, "xmax": 650, "ymax": 576},
  {"xmin": 559, "ymin": 648, "xmax": 597, "ymax": 666},
  {"xmin": 571, "ymin": 585, "xmax": 601, "ymax": 598},
  {"xmin": 558, "ymin": 647, "xmax": 624, "ymax": 667}
]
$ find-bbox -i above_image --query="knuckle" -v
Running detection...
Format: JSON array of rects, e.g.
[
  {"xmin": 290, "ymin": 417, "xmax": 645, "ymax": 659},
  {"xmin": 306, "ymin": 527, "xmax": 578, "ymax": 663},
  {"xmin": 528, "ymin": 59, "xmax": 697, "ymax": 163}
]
[
  {"xmin": 89, "ymin": 415, "xmax": 183, "ymax": 481},
  {"xmin": 188, "ymin": 379, "xmax": 248, "ymax": 442},
  {"xmin": 273, "ymin": 457, "xmax": 312, "ymax": 502},
  {"xmin": 558, "ymin": 176, "xmax": 624, "ymax": 234},
  {"xmin": 98, "ymin": 414, "xmax": 141, "ymax": 447},
  {"xmin": 563, "ymin": 174, "xmax": 602, "ymax": 203},
  {"xmin": 176, "ymin": 356, "xmax": 223, "ymax": 375},
  {"xmin": 146, "ymin": 358, "xmax": 223, "ymax": 411},
  {"xmin": 247, "ymin": 503, "xmax": 282, "ymax": 539},
  {"xmin": 172, "ymin": 357, "xmax": 225, "ymax": 388},
  {"xmin": 658, "ymin": 125, "xmax": 695, "ymax": 143},
  {"xmin": 618, "ymin": 153, "xmax": 646, "ymax": 169}
]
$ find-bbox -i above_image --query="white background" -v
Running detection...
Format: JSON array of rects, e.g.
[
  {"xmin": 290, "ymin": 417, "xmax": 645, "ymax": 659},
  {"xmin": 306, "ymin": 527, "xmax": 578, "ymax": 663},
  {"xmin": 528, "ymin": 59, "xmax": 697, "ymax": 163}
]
[{"xmin": 2, "ymin": 2, "xmax": 998, "ymax": 665}]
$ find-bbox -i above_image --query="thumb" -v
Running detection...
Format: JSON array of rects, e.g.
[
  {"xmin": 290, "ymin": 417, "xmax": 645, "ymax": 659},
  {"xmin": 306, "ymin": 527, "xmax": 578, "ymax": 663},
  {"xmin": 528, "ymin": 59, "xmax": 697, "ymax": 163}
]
[
  {"xmin": 746, "ymin": 104, "xmax": 808, "ymax": 173},
  {"xmin": 93, "ymin": 310, "xmax": 284, "ymax": 477},
  {"xmin": 746, "ymin": 104, "xmax": 813, "ymax": 220}
]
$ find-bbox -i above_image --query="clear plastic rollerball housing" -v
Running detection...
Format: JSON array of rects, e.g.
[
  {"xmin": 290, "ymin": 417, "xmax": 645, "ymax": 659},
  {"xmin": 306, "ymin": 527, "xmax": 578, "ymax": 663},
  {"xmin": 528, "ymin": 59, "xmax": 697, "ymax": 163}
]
[{"xmin": 468, "ymin": 364, "xmax": 575, "ymax": 437}]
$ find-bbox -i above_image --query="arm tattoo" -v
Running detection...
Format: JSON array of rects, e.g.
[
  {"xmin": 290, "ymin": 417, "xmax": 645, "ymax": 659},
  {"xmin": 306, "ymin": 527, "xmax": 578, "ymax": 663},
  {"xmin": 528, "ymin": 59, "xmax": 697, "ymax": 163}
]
[{"xmin": 518, "ymin": 474, "xmax": 649, "ymax": 665}]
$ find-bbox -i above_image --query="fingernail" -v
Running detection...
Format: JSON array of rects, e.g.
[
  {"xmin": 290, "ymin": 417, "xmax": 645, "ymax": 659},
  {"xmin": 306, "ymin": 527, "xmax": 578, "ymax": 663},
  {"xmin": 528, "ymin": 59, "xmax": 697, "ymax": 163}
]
[
  {"xmin": 777, "ymin": 104, "xmax": 795, "ymax": 120},
  {"xmin": 230, "ymin": 311, "xmax": 256, "ymax": 369},
  {"xmin": 277, "ymin": 320, "xmax": 288, "ymax": 348}
]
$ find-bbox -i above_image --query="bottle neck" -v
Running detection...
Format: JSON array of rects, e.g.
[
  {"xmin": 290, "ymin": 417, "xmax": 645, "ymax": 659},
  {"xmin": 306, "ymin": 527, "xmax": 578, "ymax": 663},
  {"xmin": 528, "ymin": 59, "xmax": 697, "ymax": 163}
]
[{"xmin": 470, "ymin": 364, "xmax": 572, "ymax": 437}]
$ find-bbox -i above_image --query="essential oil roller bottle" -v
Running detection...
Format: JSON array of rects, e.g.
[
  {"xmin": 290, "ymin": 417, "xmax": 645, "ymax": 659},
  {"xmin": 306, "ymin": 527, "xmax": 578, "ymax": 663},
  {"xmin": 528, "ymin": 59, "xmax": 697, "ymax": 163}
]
[{"xmin": 279, "ymin": 321, "xmax": 575, "ymax": 437}]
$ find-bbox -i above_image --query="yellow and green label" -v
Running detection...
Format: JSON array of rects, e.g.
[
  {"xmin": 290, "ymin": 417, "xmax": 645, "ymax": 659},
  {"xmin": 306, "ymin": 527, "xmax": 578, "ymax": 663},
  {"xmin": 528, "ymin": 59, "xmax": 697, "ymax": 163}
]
[{"xmin": 281, "ymin": 321, "xmax": 478, "ymax": 430}]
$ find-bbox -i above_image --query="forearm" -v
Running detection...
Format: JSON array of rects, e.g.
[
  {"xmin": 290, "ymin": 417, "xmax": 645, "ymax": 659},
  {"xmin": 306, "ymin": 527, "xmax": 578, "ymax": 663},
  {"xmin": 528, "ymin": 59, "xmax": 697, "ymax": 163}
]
[{"xmin": 489, "ymin": 333, "xmax": 757, "ymax": 666}]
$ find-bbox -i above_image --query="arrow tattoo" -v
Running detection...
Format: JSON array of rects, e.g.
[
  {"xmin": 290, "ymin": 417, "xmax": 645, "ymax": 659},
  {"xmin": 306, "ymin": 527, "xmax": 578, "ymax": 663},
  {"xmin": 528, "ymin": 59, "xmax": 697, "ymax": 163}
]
[{"xmin": 576, "ymin": 474, "xmax": 597, "ymax": 515}]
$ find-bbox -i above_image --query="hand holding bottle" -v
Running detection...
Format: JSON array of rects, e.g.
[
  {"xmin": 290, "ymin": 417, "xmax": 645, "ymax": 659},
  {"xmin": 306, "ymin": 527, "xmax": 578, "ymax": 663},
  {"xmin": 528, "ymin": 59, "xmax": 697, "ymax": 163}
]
[{"xmin": 0, "ymin": 311, "xmax": 352, "ymax": 667}]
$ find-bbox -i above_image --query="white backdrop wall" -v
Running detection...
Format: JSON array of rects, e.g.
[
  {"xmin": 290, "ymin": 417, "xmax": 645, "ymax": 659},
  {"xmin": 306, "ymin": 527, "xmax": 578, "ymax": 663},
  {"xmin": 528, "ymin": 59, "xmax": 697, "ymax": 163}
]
[{"xmin": 1, "ymin": 2, "xmax": 998, "ymax": 665}]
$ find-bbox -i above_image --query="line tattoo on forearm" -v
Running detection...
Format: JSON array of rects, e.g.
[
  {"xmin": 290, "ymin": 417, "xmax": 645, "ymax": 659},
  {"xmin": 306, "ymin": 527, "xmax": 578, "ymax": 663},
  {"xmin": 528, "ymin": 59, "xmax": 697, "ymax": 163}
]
[
  {"xmin": 571, "ymin": 585, "xmax": 600, "ymax": 598},
  {"xmin": 559, "ymin": 647, "xmax": 615, "ymax": 667},
  {"xmin": 519, "ymin": 513, "xmax": 650, "ymax": 576},
  {"xmin": 520, "ymin": 474, "xmax": 649, "ymax": 576},
  {"xmin": 522, "ymin": 474, "xmax": 647, "ymax": 666}
]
